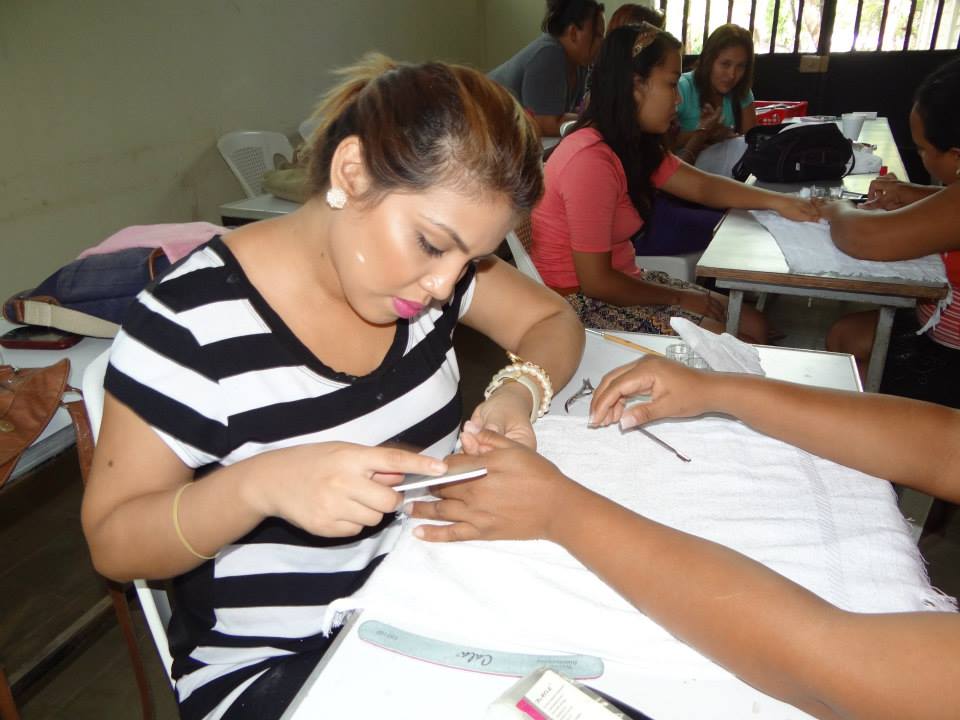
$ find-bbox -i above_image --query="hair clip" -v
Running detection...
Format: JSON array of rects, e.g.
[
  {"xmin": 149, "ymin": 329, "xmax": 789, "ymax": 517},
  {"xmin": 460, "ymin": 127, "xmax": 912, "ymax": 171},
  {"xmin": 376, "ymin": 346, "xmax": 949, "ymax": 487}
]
[{"xmin": 631, "ymin": 22, "xmax": 660, "ymax": 57}]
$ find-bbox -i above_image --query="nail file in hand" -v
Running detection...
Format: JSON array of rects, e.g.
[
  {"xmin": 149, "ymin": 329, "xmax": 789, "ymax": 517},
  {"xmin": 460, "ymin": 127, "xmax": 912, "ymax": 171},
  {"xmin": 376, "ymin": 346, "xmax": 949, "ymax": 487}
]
[
  {"xmin": 358, "ymin": 620, "xmax": 605, "ymax": 679},
  {"xmin": 394, "ymin": 467, "xmax": 487, "ymax": 492}
]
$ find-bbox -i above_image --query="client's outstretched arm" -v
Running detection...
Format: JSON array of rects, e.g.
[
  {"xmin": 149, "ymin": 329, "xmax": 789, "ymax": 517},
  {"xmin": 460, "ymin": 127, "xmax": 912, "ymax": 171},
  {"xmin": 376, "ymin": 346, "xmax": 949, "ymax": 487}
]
[
  {"xmin": 411, "ymin": 425, "xmax": 960, "ymax": 720},
  {"xmin": 588, "ymin": 357, "xmax": 960, "ymax": 502}
]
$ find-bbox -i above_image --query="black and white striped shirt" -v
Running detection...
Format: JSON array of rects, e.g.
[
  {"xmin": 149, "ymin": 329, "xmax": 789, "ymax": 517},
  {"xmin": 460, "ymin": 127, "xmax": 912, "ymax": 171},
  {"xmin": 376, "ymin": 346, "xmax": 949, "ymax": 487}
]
[{"xmin": 106, "ymin": 237, "xmax": 475, "ymax": 719}]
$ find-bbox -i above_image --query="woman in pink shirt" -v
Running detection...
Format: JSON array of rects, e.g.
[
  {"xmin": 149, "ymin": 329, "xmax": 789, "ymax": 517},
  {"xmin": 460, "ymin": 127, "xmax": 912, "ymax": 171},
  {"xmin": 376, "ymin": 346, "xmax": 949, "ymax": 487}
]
[{"xmin": 531, "ymin": 24, "xmax": 817, "ymax": 341}]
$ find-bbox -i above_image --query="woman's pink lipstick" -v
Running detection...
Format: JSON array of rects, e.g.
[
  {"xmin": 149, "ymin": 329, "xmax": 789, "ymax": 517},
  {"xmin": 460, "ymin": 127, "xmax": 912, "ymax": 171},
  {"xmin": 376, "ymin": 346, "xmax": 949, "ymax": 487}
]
[{"xmin": 392, "ymin": 298, "xmax": 425, "ymax": 319}]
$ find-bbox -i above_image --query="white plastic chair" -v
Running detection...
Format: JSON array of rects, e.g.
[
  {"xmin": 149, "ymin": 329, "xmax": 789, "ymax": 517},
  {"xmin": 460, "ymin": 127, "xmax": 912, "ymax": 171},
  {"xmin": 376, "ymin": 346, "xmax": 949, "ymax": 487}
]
[
  {"xmin": 298, "ymin": 117, "xmax": 320, "ymax": 144},
  {"xmin": 83, "ymin": 349, "xmax": 176, "ymax": 687},
  {"xmin": 633, "ymin": 251, "xmax": 702, "ymax": 283},
  {"xmin": 505, "ymin": 218, "xmax": 544, "ymax": 285},
  {"xmin": 217, "ymin": 131, "xmax": 294, "ymax": 198}
]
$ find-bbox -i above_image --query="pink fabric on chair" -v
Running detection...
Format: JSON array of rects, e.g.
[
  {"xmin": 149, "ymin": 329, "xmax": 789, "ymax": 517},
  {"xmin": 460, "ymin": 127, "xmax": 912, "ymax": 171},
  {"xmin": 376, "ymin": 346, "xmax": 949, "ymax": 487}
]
[{"xmin": 77, "ymin": 222, "xmax": 227, "ymax": 263}]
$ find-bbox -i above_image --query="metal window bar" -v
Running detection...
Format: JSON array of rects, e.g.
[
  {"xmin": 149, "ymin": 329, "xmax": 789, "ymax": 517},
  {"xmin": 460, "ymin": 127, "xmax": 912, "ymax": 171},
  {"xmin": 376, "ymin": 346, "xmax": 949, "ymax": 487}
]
[
  {"xmin": 663, "ymin": 0, "xmax": 948, "ymax": 54},
  {"xmin": 903, "ymin": 0, "xmax": 918, "ymax": 50},
  {"xmin": 852, "ymin": 0, "xmax": 865, "ymax": 51},
  {"xmin": 770, "ymin": 0, "xmax": 782, "ymax": 53},
  {"xmin": 793, "ymin": 0, "xmax": 806, "ymax": 52},
  {"xmin": 703, "ymin": 0, "xmax": 712, "ymax": 50},
  {"xmin": 818, "ymin": 0, "xmax": 837, "ymax": 54},
  {"xmin": 931, "ymin": 0, "xmax": 945, "ymax": 50},
  {"xmin": 876, "ymin": 0, "xmax": 890, "ymax": 51}
]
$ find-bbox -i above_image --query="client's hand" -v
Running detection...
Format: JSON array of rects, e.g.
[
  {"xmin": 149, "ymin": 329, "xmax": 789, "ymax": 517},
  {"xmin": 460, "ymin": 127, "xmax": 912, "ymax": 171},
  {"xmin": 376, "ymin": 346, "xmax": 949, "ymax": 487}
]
[
  {"xmin": 466, "ymin": 381, "xmax": 537, "ymax": 450},
  {"xmin": 775, "ymin": 195, "xmax": 820, "ymax": 222},
  {"xmin": 410, "ymin": 431, "xmax": 585, "ymax": 543},
  {"xmin": 588, "ymin": 356, "xmax": 715, "ymax": 429}
]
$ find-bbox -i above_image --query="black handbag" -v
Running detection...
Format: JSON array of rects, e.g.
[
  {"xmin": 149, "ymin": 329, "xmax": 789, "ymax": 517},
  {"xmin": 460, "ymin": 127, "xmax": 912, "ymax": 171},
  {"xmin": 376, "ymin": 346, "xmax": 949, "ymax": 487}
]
[{"xmin": 732, "ymin": 122, "xmax": 854, "ymax": 182}]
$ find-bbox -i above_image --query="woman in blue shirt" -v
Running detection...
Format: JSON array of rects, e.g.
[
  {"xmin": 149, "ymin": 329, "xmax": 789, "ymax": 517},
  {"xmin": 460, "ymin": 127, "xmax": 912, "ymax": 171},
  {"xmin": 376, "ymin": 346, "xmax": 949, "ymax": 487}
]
[{"xmin": 674, "ymin": 24, "xmax": 757, "ymax": 160}]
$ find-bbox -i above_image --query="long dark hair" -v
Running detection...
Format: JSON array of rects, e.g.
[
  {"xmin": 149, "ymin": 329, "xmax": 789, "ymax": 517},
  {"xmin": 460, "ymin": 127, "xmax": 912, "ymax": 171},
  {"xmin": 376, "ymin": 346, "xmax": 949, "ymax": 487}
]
[
  {"xmin": 542, "ymin": 0, "xmax": 604, "ymax": 37},
  {"xmin": 573, "ymin": 24, "xmax": 681, "ymax": 221},
  {"xmin": 692, "ymin": 24, "xmax": 754, "ymax": 133},
  {"xmin": 914, "ymin": 56, "xmax": 960, "ymax": 152},
  {"xmin": 305, "ymin": 53, "xmax": 543, "ymax": 214}
]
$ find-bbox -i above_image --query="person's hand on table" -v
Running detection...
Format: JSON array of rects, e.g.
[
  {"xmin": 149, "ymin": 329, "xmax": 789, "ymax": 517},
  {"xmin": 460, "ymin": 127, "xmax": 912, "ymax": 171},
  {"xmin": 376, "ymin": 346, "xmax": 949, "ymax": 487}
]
[
  {"xmin": 588, "ymin": 356, "xmax": 715, "ymax": 429},
  {"xmin": 774, "ymin": 194, "xmax": 820, "ymax": 222},
  {"xmin": 410, "ymin": 431, "xmax": 585, "ymax": 543},
  {"xmin": 251, "ymin": 442, "xmax": 446, "ymax": 537},
  {"xmin": 465, "ymin": 381, "xmax": 537, "ymax": 450},
  {"xmin": 676, "ymin": 289, "xmax": 726, "ymax": 322}
]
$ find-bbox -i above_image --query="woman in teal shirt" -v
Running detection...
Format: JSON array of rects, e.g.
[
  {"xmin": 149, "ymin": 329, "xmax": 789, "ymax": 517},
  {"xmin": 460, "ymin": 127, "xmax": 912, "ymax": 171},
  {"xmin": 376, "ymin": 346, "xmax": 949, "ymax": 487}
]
[{"xmin": 674, "ymin": 24, "xmax": 757, "ymax": 161}]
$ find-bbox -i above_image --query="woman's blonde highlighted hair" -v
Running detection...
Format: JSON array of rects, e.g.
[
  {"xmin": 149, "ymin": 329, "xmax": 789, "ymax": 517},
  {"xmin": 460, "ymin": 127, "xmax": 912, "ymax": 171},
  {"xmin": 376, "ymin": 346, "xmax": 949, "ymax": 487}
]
[{"xmin": 303, "ymin": 53, "xmax": 544, "ymax": 213}]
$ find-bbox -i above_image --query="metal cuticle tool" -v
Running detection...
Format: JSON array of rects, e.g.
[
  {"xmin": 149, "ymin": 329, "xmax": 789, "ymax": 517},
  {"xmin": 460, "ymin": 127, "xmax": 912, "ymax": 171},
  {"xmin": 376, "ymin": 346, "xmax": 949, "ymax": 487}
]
[
  {"xmin": 633, "ymin": 427, "xmax": 692, "ymax": 463},
  {"xmin": 565, "ymin": 377, "xmax": 692, "ymax": 462},
  {"xmin": 564, "ymin": 378, "xmax": 595, "ymax": 413}
]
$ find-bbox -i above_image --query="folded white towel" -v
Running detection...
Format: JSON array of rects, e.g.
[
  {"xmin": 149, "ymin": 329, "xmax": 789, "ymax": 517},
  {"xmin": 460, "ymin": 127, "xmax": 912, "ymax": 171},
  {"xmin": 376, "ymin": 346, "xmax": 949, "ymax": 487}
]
[
  {"xmin": 669, "ymin": 317, "xmax": 765, "ymax": 374},
  {"xmin": 322, "ymin": 415, "xmax": 954, "ymax": 674},
  {"xmin": 750, "ymin": 210, "xmax": 948, "ymax": 283}
]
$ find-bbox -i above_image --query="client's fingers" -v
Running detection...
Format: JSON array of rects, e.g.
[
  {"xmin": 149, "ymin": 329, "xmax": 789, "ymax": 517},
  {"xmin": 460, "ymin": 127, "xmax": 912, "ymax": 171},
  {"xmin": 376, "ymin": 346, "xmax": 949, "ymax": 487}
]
[{"xmin": 415, "ymin": 522, "xmax": 480, "ymax": 543}]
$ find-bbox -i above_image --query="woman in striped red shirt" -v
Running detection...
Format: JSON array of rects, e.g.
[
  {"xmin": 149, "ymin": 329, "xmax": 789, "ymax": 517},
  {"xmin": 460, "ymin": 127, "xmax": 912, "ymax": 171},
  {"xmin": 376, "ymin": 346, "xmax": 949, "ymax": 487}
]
[{"xmin": 821, "ymin": 56, "xmax": 960, "ymax": 407}]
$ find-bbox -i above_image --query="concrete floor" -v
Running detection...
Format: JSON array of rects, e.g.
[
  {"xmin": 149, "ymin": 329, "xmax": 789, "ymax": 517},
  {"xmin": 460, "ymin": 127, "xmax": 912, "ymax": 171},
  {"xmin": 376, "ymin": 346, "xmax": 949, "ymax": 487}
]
[{"xmin": 3, "ymin": 297, "xmax": 958, "ymax": 719}]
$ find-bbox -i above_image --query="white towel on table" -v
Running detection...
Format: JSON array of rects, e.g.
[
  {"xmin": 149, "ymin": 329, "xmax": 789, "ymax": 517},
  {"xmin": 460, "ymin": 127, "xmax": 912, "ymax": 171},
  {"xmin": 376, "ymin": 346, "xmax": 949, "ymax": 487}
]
[
  {"xmin": 750, "ymin": 210, "xmax": 948, "ymax": 283},
  {"xmin": 669, "ymin": 317, "xmax": 765, "ymax": 375},
  {"xmin": 321, "ymin": 415, "xmax": 954, "ymax": 675}
]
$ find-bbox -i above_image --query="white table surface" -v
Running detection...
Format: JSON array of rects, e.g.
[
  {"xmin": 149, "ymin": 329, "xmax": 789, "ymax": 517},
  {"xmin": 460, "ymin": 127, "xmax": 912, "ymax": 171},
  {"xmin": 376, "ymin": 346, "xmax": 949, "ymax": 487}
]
[
  {"xmin": 282, "ymin": 332, "xmax": 862, "ymax": 720},
  {"xmin": 1, "ymin": 319, "xmax": 111, "ymax": 481}
]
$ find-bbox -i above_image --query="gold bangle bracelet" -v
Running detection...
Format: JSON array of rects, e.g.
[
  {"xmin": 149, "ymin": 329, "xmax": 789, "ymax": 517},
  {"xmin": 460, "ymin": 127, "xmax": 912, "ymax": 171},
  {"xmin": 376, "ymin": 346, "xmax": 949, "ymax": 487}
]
[{"xmin": 173, "ymin": 483, "xmax": 217, "ymax": 561}]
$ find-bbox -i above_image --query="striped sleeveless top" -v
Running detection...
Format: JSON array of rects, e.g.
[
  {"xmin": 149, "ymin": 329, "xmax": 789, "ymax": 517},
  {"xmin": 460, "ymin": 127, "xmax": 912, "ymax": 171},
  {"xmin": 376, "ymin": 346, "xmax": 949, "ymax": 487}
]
[{"xmin": 105, "ymin": 236, "xmax": 475, "ymax": 718}]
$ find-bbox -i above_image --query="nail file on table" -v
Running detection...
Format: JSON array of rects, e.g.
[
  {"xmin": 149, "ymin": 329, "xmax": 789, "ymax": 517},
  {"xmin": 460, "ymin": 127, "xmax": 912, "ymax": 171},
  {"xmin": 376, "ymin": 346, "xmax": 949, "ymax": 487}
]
[{"xmin": 395, "ymin": 467, "xmax": 487, "ymax": 492}]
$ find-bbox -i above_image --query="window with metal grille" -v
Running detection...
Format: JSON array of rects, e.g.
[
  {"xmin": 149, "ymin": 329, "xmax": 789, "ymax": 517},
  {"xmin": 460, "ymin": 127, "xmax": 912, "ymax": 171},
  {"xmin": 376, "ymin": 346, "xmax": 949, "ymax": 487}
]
[{"xmin": 655, "ymin": 0, "xmax": 960, "ymax": 53}]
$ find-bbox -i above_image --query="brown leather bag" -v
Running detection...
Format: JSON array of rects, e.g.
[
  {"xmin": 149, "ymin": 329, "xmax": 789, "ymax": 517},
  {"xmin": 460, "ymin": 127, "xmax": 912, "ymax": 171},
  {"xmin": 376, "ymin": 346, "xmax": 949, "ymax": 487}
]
[{"xmin": 0, "ymin": 359, "xmax": 71, "ymax": 486}]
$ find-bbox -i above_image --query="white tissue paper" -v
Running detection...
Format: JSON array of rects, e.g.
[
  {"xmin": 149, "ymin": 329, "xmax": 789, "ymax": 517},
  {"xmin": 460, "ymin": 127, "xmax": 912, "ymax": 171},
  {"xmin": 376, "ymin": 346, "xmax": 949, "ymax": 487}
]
[{"xmin": 669, "ymin": 317, "xmax": 765, "ymax": 375}]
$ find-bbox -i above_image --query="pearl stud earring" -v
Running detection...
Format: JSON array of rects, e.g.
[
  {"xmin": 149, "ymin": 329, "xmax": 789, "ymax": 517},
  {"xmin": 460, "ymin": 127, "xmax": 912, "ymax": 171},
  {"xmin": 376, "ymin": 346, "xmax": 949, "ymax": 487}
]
[{"xmin": 326, "ymin": 187, "xmax": 347, "ymax": 209}]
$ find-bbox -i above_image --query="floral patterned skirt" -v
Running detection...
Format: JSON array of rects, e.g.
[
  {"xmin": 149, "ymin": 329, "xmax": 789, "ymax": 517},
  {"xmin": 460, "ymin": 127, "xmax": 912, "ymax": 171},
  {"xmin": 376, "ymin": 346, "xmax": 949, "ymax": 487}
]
[{"xmin": 564, "ymin": 270, "xmax": 709, "ymax": 335}]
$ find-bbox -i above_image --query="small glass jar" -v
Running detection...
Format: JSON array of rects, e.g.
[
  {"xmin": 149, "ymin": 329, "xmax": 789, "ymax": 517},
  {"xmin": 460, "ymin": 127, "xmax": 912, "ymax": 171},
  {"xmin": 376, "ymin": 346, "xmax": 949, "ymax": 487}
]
[{"xmin": 665, "ymin": 342, "xmax": 709, "ymax": 370}]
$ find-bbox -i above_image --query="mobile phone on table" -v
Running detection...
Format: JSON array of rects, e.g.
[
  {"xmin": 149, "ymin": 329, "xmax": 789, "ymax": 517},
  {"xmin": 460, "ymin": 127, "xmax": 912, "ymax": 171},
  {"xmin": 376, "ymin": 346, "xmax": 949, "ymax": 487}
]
[{"xmin": 0, "ymin": 326, "xmax": 83, "ymax": 350}]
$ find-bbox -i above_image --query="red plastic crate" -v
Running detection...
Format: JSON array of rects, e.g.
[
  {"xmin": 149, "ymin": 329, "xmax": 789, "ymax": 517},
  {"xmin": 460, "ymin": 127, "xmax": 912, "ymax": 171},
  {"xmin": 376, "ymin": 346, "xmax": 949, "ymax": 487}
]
[{"xmin": 754, "ymin": 100, "xmax": 809, "ymax": 125}]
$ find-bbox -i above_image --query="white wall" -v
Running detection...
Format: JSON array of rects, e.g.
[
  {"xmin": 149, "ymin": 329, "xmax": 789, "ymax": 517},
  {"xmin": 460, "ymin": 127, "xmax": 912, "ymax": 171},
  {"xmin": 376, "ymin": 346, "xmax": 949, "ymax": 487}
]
[
  {"xmin": 482, "ymin": 2, "xmax": 655, "ymax": 70},
  {"xmin": 483, "ymin": 0, "xmax": 544, "ymax": 70},
  {"xmin": 0, "ymin": 0, "xmax": 486, "ymax": 298}
]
